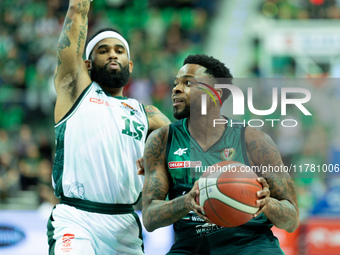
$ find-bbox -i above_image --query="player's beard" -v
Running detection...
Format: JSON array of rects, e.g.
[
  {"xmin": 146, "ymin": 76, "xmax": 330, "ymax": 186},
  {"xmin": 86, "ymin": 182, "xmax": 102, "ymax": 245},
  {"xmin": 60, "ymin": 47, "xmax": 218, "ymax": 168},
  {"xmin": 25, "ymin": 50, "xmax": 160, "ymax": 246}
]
[
  {"xmin": 91, "ymin": 61, "xmax": 130, "ymax": 89},
  {"xmin": 174, "ymin": 104, "xmax": 190, "ymax": 120}
]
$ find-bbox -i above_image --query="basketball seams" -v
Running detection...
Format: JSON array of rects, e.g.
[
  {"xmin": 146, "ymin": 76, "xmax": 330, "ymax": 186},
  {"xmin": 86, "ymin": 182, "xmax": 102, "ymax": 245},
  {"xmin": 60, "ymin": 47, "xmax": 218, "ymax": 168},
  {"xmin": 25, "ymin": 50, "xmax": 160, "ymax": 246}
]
[
  {"xmin": 216, "ymin": 181, "xmax": 262, "ymax": 189},
  {"xmin": 207, "ymin": 185, "xmax": 259, "ymax": 214},
  {"xmin": 205, "ymin": 197, "xmax": 234, "ymax": 227},
  {"xmin": 204, "ymin": 176, "xmax": 234, "ymax": 227},
  {"xmin": 197, "ymin": 161, "xmax": 261, "ymax": 227}
]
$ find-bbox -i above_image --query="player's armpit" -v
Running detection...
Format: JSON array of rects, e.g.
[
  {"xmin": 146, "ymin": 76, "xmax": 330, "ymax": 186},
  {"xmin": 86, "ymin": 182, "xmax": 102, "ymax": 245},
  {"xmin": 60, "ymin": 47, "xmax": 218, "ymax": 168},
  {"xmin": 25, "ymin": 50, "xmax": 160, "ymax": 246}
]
[
  {"xmin": 144, "ymin": 105, "xmax": 171, "ymax": 135},
  {"xmin": 245, "ymin": 126, "xmax": 299, "ymax": 232}
]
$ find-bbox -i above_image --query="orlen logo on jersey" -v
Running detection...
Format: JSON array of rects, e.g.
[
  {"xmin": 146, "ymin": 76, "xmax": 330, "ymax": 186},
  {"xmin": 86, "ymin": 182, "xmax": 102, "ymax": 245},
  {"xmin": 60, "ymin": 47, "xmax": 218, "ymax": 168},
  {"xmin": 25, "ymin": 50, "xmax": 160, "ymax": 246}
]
[
  {"xmin": 90, "ymin": 98, "xmax": 113, "ymax": 107},
  {"xmin": 169, "ymin": 161, "xmax": 185, "ymax": 169},
  {"xmin": 169, "ymin": 161, "xmax": 202, "ymax": 169},
  {"xmin": 90, "ymin": 97, "xmax": 104, "ymax": 104}
]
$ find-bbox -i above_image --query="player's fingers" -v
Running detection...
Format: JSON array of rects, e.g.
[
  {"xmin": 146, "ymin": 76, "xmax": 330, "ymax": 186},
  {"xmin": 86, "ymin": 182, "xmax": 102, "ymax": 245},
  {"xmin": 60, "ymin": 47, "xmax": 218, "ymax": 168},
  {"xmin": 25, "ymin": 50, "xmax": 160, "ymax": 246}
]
[
  {"xmin": 189, "ymin": 181, "xmax": 199, "ymax": 198},
  {"xmin": 256, "ymin": 188, "xmax": 270, "ymax": 198},
  {"xmin": 193, "ymin": 208, "xmax": 211, "ymax": 223},
  {"xmin": 257, "ymin": 177, "xmax": 269, "ymax": 189},
  {"xmin": 256, "ymin": 196, "xmax": 270, "ymax": 208},
  {"xmin": 190, "ymin": 196, "xmax": 203, "ymax": 211},
  {"xmin": 192, "ymin": 180, "xmax": 199, "ymax": 189},
  {"xmin": 136, "ymin": 157, "xmax": 145, "ymax": 175},
  {"xmin": 136, "ymin": 158, "xmax": 143, "ymax": 168},
  {"xmin": 137, "ymin": 168, "xmax": 144, "ymax": 175},
  {"xmin": 254, "ymin": 204, "xmax": 267, "ymax": 218}
]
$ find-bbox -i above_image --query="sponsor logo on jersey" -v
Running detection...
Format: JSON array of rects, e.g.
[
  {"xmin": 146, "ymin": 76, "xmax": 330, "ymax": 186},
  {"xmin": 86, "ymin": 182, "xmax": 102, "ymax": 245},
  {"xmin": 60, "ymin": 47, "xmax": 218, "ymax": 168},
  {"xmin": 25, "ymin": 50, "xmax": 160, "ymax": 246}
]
[
  {"xmin": 90, "ymin": 97, "xmax": 114, "ymax": 107},
  {"xmin": 221, "ymin": 148, "xmax": 236, "ymax": 161},
  {"xmin": 168, "ymin": 161, "xmax": 202, "ymax": 169},
  {"xmin": 121, "ymin": 102, "xmax": 141, "ymax": 116},
  {"xmin": 195, "ymin": 223, "xmax": 224, "ymax": 235},
  {"xmin": 62, "ymin": 233, "xmax": 75, "ymax": 247},
  {"xmin": 62, "ymin": 233, "xmax": 75, "ymax": 252},
  {"xmin": 174, "ymin": 148, "xmax": 188, "ymax": 156}
]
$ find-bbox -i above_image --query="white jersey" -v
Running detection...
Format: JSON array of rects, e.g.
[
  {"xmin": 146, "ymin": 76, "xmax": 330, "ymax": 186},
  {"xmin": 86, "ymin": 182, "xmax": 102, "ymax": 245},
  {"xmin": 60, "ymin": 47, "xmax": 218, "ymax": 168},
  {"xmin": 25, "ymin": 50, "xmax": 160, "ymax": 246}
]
[{"xmin": 52, "ymin": 82, "xmax": 147, "ymax": 204}]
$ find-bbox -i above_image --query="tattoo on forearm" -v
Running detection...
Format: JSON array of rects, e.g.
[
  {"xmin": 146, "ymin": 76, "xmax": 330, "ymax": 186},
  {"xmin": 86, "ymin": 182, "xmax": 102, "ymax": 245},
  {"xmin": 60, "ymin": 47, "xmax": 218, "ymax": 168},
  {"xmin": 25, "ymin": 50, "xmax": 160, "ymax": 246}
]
[
  {"xmin": 143, "ymin": 169, "xmax": 188, "ymax": 230},
  {"xmin": 144, "ymin": 127, "xmax": 167, "ymax": 170},
  {"xmin": 265, "ymin": 177, "xmax": 298, "ymax": 231},
  {"xmin": 144, "ymin": 105, "xmax": 157, "ymax": 118},
  {"xmin": 246, "ymin": 129, "xmax": 298, "ymax": 231},
  {"xmin": 143, "ymin": 127, "xmax": 189, "ymax": 230},
  {"xmin": 145, "ymin": 105, "xmax": 171, "ymax": 128},
  {"xmin": 55, "ymin": 1, "xmax": 90, "ymax": 83},
  {"xmin": 77, "ymin": 23, "xmax": 87, "ymax": 54},
  {"xmin": 55, "ymin": 16, "xmax": 72, "ymax": 78},
  {"xmin": 78, "ymin": 1, "xmax": 90, "ymax": 20}
]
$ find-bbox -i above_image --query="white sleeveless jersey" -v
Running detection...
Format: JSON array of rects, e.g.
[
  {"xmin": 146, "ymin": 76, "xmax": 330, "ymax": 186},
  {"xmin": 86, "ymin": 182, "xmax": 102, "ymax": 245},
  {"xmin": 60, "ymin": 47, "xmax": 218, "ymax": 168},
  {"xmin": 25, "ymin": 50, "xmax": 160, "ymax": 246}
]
[{"xmin": 52, "ymin": 82, "xmax": 148, "ymax": 204}]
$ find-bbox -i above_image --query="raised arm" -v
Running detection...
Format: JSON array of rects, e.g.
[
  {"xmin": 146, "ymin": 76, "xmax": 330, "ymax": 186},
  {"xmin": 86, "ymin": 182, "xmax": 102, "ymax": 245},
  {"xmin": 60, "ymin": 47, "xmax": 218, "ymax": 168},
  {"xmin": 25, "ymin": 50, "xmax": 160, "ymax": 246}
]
[
  {"xmin": 54, "ymin": 0, "xmax": 92, "ymax": 123},
  {"xmin": 144, "ymin": 105, "xmax": 171, "ymax": 135},
  {"xmin": 142, "ymin": 126, "xmax": 204, "ymax": 232},
  {"xmin": 245, "ymin": 127, "xmax": 299, "ymax": 233}
]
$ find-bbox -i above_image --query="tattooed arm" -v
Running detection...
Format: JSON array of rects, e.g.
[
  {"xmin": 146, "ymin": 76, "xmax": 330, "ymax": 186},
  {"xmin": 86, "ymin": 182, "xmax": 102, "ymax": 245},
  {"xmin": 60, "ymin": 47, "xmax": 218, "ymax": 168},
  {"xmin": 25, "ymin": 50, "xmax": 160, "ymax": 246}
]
[
  {"xmin": 54, "ymin": 0, "xmax": 92, "ymax": 123},
  {"xmin": 245, "ymin": 127, "xmax": 299, "ymax": 233},
  {"xmin": 142, "ymin": 126, "xmax": 206, "ymax": 232},
  {"xmin": 144, "ymin": 105, "xmax": 171, "ymax": 135}
]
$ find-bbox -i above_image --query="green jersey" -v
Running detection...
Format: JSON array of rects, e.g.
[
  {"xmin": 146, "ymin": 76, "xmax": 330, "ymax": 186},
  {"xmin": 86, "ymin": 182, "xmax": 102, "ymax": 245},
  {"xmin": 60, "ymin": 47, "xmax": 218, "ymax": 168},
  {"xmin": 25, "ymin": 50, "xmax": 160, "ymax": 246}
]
[{"xmin": 165, "ymin": 119, "xmax": 280, "ymax": 247}]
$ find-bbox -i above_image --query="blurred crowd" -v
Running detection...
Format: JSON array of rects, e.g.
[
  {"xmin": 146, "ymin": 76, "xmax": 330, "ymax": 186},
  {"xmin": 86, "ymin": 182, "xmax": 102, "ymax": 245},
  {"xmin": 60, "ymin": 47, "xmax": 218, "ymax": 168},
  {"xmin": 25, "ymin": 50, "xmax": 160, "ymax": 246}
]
[{"xmin": 260, "ymin": 0, "xmax": 340, "ymax": 19}]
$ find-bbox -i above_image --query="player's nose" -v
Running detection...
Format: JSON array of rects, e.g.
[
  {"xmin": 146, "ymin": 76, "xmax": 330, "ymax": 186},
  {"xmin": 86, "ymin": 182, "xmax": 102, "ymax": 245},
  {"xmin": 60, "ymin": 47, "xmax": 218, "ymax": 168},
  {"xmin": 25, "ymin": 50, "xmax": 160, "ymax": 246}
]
[
  {"xmin": 108, "ymin": 49, "xmax": 118, "ymax": 59},
  {"xmin": 172, "ymin": 83, "xmax": 184, "ymax": 93}
]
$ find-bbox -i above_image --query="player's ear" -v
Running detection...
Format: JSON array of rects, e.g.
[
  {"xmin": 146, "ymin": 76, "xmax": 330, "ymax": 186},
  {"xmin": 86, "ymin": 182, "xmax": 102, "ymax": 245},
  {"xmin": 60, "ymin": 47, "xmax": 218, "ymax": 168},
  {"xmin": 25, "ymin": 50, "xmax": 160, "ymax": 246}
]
[
  {"xmin": 211, "ymin": 88, "xmax": 223, "ymax": 103},
  {"xmin": 217, "ymin": 88, "xmax": 223, "ymax": 100},
  {"xmin": 129, "ymin": 60, "xmax": 133, "ymax": 73},
  {"xmin": 85, "ymin": 60, "xmax": 92, "ymax": 71}
]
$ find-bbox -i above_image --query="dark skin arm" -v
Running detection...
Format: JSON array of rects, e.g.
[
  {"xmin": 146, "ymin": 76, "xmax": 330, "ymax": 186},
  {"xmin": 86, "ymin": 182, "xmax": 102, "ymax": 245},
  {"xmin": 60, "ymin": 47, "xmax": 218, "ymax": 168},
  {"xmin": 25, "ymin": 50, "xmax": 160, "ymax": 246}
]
[
  {"xmin": 245, "ymin": 126, "xmax": 299, "ymax": 233},
  {"xmin": 142, "ymin": 126, "xmax": 207, "ymax": 232},
  {"xmin": 54, "ymin": 0, "xmax": 92, "ymax": 123},
  {"xmin": 136, "ymin": 105, "xmax": 170, "ymax": 175},
  {"xmin": 144, "ymin": 105, "xmax": 171, "ymax": 135}
]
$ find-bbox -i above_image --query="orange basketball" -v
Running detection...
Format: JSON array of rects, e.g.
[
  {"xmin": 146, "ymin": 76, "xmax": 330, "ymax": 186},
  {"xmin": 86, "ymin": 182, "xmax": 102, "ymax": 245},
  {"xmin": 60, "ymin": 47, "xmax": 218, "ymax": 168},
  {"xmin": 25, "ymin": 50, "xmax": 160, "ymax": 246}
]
[{"xmin": 196, "ymin": 161, "xmax": 261, "ymax": 227}]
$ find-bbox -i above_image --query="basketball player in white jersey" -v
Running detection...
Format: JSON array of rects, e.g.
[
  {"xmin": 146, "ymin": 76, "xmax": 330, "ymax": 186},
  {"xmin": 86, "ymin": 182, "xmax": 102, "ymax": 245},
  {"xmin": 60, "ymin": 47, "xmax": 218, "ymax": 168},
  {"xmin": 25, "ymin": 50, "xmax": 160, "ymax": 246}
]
[{"xmin": 47, "ymin": 1, "xmax": 170, "ymax": 254}]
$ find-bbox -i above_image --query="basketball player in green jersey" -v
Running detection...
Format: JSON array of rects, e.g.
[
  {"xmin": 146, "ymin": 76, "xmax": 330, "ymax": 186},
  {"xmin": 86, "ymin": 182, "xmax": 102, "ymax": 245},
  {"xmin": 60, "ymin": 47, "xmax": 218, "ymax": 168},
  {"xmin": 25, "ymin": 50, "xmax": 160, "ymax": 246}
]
[
  {"xmin": 47, "ymin": 0, "xmax": 170, "ymax": 254},
  {"xmin": 142, "ymin": 54, "xmax": 299, "ymax": 254}
]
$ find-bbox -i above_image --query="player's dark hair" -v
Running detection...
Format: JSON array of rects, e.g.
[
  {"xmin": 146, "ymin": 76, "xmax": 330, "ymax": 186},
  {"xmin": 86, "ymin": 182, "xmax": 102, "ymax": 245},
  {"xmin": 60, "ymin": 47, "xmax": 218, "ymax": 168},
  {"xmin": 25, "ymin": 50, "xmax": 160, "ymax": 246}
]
[{"xmin": 183, "ymin": 54, "xmax": 233, "ymax": 102}]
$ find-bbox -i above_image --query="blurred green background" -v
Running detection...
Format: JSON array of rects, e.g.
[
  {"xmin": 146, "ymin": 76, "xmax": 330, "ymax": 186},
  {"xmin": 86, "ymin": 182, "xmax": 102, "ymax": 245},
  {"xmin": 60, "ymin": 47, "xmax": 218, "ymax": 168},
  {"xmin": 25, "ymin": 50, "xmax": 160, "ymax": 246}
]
[{"xmin": 1, "ymin": 0, "xmax": 340, "ymax": 254}]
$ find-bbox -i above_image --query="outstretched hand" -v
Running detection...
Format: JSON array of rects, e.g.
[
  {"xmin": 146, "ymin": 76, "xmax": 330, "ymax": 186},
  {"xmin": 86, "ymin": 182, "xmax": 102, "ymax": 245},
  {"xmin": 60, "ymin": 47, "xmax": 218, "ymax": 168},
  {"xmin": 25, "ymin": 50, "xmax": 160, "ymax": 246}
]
[
  {"xmin": 185, "ymin": 181, "xmax": 212, "ymax": 224},
  {"xmin": 254, "ymin": 177, "xmax": 271, "ymax": 218}
]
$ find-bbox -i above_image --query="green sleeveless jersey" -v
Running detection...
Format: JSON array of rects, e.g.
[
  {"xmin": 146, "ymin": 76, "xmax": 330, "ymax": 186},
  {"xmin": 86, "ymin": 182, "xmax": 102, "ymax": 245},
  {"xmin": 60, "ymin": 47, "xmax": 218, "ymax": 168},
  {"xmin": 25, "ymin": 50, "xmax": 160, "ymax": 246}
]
[{"xmin": 165, "ymin": 119, "xmax": 273, "ymax": 240}]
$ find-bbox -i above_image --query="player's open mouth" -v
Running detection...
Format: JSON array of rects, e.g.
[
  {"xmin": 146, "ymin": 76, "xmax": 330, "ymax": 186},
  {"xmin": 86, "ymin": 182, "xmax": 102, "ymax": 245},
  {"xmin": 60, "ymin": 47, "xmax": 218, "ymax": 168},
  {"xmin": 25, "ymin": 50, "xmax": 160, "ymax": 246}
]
[{"xmin": 173, "ymin": 98, "xmax": 184, "ymax": 106}]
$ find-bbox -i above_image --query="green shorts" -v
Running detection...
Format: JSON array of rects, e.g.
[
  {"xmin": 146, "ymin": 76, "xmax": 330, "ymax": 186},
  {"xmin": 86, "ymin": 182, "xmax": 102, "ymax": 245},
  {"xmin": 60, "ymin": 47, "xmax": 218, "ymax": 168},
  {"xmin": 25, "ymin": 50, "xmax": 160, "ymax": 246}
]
[{"xmin": 167, "ymin": 227, "xmax": 284, "ymax": 255}]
